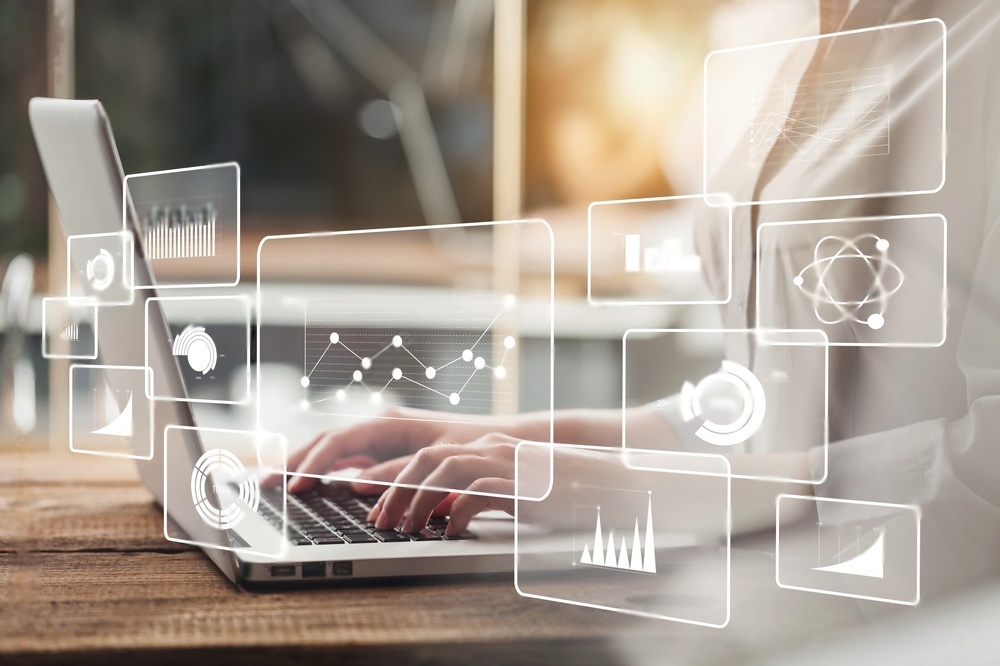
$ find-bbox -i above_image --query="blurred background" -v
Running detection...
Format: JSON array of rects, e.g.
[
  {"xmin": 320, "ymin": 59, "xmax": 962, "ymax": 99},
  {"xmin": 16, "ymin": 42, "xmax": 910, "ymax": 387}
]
[{"xmin": 0, "ymin": 0, "xmax": 817, "ymax": 443}]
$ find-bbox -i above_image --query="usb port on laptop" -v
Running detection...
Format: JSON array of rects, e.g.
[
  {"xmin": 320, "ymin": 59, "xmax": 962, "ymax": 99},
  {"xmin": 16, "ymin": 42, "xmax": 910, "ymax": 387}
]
[
  {"xmin": 301, "ymin": 562, "xmax": 326, "ymax": 578},
  {"xmin": 270, "ymin": 565, "xmax": 295, "ymax": 578}
]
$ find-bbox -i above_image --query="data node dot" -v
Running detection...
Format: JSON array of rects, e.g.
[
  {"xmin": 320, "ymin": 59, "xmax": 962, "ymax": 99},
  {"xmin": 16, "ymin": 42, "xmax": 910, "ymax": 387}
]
[
  {"xmin": 392, "ymin": 367, "xmax": 403, "ymax": 380},
  {"xmin": 361, "ymin": 357, "xmax": 372, "ymax": 370},
  {"xmin": 300, "ymin": 376, "xmax": 310, "ymax": 388},
  {"xmin": 462, "ymin": 349, "xmax": 473, "ymax": 362},
  {"xmin": 299, "ymin": 399, "xmax": 310, "ymax": 411},
  {"xmin": 503, "ymin": 294, "xmax": 516, "ymax": 309},
  {"xmin": 792, "ymin": 276, "xmax": 804, "ymax": 287},
  {"xmin": 353, "ymin": 370, "xmax": 363, "ymax": 382},
  {"xmin": 474, "ymin": 356, "xmax": 486, "ymax": 370},
  {"xmin": 329, "ymin": 332, "xmax": 339, "ymax": 344},
  {"xmin": 336, "ymin": 389, "xmax": 346, "ymax": 401},
  {"xmin": 494, "ymin": 366, "xmax": 507, "ymax": 380},
  {"xmin": 504, "ymin": 336, "xmax": 516, "ymax": 350},
  {"xmin": 425, "ymin": 367, "xmax": 436, "ymax": 379},
  {"xmin": 372, "ymin": 392, "xmax": 382, "ymax": 402},
  {"xmin": 875, "ymin": 238, "xmax": 890, "ymax": 252},
  {"xmin": 867, "ymin": 313, "xmax": 885, "ymax": 330},
  {"xmin": 392, "ymin": 335, "xmax": 402, "ymax": 347},
  {"xmin": 449, "ymin": 393, "xmax": 461, "ymax": 406}
]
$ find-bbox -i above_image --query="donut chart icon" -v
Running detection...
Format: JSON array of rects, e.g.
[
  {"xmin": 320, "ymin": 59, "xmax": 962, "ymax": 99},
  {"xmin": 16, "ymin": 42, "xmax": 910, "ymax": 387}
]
[
  {"xmin": 172, "ymin": 325, "xmax": 218, "ymax": 375},
  {"xmin": 680, "ymin": 361, "xmax": 766, "ymax": 446},
  {"xmin": 190, "ymin": 448, "xmax": 259, "ymax": 530},
  {"xmin": 86, "ymin": 249, "xmax": 116, "ymax": 292}
]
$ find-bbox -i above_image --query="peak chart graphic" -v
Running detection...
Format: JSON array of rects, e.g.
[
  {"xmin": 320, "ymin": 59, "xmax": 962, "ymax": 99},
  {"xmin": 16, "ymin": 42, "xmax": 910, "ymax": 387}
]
[{"xmin": 578, "ymin": 494, "xmax": 657, "ymax": 574}]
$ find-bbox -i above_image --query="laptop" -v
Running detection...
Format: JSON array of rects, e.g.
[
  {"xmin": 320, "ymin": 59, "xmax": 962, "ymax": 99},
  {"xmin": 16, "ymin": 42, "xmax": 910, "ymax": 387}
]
[{"xmin": 28, "ymin": 97, "xmax": 519, "ymax": 586}]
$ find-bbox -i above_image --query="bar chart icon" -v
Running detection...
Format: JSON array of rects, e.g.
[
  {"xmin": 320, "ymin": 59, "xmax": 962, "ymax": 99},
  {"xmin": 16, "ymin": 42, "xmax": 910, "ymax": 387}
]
[{"xmin": 143, "ymin": 203, "xmax": 217, "ymax": 260}]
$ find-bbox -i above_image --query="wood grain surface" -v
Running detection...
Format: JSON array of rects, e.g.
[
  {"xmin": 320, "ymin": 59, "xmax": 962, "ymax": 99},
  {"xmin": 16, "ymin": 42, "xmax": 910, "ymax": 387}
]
[{"xmin": 0, "ymin": 445, "xmax": 866, "ymax": 665}]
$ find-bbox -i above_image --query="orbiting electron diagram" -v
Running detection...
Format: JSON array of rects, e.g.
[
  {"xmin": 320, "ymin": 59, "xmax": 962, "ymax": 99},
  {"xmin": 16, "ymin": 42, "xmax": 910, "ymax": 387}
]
[{"xmin": 792, "ymin": 233, "xmax": 904, "ymax": 331}]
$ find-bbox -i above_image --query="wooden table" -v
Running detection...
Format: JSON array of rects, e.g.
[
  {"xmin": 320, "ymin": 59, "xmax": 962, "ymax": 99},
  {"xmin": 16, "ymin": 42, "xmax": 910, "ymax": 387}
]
[{"xmin": 0, "ymin": 445, "xmax": 873, "ymax": 665}]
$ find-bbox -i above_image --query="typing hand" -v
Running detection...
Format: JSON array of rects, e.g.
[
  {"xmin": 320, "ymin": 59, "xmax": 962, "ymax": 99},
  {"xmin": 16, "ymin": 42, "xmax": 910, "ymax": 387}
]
[{"xmin": 365, "ymin": 433, "xmax": 518, "ymax": 537}]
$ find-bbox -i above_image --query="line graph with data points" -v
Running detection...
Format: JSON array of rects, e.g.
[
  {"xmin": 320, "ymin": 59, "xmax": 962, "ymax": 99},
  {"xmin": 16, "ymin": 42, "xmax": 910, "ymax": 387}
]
[
  {"xmin": 300, "ymin": 294, "xmax": 518, "ymax": 412},
  {"xmin": 750, "ymin": 68, "xmax": 890, "ymax": 164}
]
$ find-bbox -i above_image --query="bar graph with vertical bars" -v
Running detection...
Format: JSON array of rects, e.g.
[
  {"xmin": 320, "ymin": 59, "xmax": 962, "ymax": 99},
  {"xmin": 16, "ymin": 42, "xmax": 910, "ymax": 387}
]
[{"xmin": 142, "ymin": 204, "xmax": 217, "ymax": 260}]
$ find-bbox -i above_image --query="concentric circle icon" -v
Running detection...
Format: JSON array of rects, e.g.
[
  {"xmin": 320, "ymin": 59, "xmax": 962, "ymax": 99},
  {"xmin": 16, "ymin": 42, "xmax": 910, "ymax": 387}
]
[
  {"xmin": 172, "ymin": 325, "xmax": 218, "ymax": 375},
  {"xmin": 190, "ymin": 448, "xmax": 259, "ymax": 530},
  {"xmin": 792, "ymin": 233, "xmax": 904, "ymax": 330},
  {"xmin": 680, "ymin": 361, "xmax": 767, "ymax": 446}
]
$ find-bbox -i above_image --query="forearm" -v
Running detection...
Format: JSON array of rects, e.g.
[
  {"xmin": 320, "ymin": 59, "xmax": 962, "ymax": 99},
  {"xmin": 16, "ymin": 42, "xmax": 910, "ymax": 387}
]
[{"xmin": 506, "ymin": 405, "xmax": 676, "ymax": 449}]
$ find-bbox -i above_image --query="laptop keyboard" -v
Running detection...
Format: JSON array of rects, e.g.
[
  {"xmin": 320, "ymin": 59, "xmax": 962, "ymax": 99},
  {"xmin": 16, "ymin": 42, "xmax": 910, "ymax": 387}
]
[{"xmin": 257, "ymin": 484, "xmax": 475, "ymax": 546}]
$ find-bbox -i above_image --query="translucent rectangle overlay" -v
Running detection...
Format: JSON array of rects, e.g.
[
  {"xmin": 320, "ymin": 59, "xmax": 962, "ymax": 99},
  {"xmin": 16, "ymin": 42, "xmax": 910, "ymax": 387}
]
[
  {"xmin": 164, "ymin": 426, "xmax": 288, "ymax": 558},
  {"xmin": 588, "ymin": 193, "xmax": 733, "ymax": 305},
  {"xmin": 515, "ymin": 442, "xmax": 731, "ymax": 627},
  {"xmin": 42, "ymin": 297, "xmax": 98, "ymax": 360},
  {"xmin": 69, "ymin": 364, "xmax": 153, "ymax": 460},
  {"xmin": 255, "ymin": 220, "xmax": 555, "ymax": 501},
  {"xmin": 124, "ymin": 163, "xmax": 240, "ymax": 289},
  {"xmin": 624, "ymin": 329, "xmax": 829, "ymax": 484},
  {"xmin": 756, "ymin": 214, "xmax": 947, "ymax": 347},
  {"xmin": 144, "ymin": 295, "xmax": 252, "ymax": 404},
  {"xmin": 66, "ymin": 231, "xmax": 135, "ymax": 306},
  {"xmin": 776, "ymin": 494, "xmax": 920, "ymax": 605},
  {"xmin": 704, "ymin": 19, "xmax": 946, "ymax": 205}
]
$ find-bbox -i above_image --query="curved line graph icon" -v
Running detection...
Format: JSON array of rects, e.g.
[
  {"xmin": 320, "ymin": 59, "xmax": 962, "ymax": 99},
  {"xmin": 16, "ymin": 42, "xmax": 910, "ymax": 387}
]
[
  {"xmin": 91, "ymin": 389, "xmax": 133, "ymax": 437},
  {"xmin": 190, "ymin": 448, "xmax": 260, "ymax": 530},
  {"xmin": 680, "ymin": 361, "xmax": 766, "ymax": 446},
  {"xmin": 813, "ymin": 528, "xmax": 885, "ymax": 578},
  {"xmin": 793, "ymin": 233, "xmax": 904, "ymax": 331},
  {"xmin": 172, "ymin": 325, "xmax": 219, "ymax": 375}
]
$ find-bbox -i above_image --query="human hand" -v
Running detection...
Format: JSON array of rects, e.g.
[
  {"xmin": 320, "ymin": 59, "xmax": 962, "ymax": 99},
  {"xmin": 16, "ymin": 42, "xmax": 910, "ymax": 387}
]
[{"xmin": 262, "ymin": 406, "xmax": 519, "ymax": 495}]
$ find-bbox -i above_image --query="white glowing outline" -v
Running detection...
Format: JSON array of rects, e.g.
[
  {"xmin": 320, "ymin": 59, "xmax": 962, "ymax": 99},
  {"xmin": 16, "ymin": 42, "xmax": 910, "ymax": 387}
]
[
  {"xmin": 703, "ymin": 18, "xmax": 946, "ymax": 206},
  {"xmin": 756, "ymin": 214, "xmax": 947, "ymax": 347},
  {"xmin": 42, "ymin": 297, "xmax": 99, "ymax": 360},
  {"xmin": 587, "ymin": 193, "xmax": 734, "ymax": 306},
  {"xmin": 622, "ymin": 328, "xmax": 830, "ymax": 484},
  {"xmin": 255, "ymin": 219, "xmax": 555, "ymax": 502},
  {"xmin": 514, "ymin": 442, "xmax": 731, "ymax": 627},
  {"xmin": 65, "ymin": 231, "xmax": 135, "ymax": 306},
  {"xmin": 122, "ymin": 162, "xmax": 240, "ymax": 290},
  {"xmin": 68, "ymin": 364, "xmax": 154, "ymax": 460},
  {"xmin": 775, "ymin": 494, "xmax": 921, "ymax": 605},
  {"xmin": 144, "ymin": 295, "xmax": 251, "ymax": 405},
  {"xmin": 163, "ymin": 425, "xmax": 288, "ymax": 559}
]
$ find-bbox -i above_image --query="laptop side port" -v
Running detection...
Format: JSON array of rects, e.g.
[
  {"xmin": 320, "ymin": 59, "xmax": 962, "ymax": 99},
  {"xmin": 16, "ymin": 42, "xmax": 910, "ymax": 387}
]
[
  {"xmin": 301, "ymin": 562, "xmax": 327, "ymax": 578},
  {"xmin": 270, "ymin": 565, "xmax": 296, "ymax": 578},
  {"xmin": 332, "ymin": 561, "xmax": 353, "ymax": 577}
]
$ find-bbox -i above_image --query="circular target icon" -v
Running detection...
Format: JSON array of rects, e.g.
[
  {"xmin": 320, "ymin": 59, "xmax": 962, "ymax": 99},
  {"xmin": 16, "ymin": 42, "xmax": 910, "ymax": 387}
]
[
  {"xmin": 680, "ymin": 361, "xmax": 766, "ymax": 446},
  {"xmin": 190, "ymin": 448, "xmax": 259, "ymax": 530}
]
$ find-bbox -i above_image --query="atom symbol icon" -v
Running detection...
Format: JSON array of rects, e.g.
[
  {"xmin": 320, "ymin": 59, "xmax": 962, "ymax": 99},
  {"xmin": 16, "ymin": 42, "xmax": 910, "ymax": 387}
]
[{"xmin": 792, "ymin": 233, "xmax": 904, "ymax": 331}]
